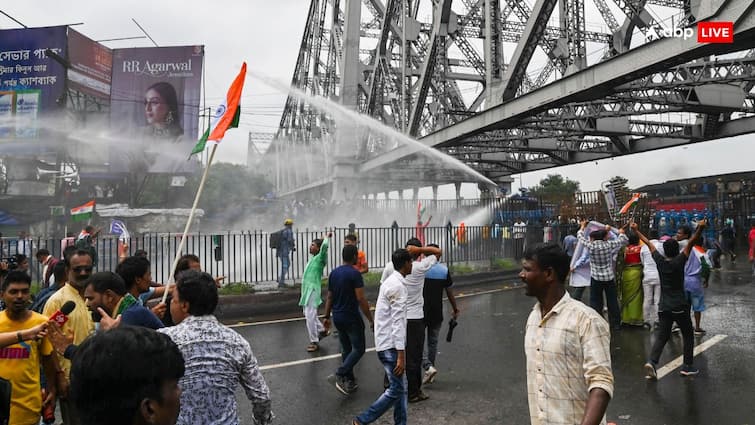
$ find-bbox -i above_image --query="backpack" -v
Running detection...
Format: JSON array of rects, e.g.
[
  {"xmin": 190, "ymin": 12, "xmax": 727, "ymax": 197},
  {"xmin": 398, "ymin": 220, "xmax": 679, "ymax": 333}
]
[{"xmin": 269, "ymin": 230, "xmax": 283, "ymax": 249}]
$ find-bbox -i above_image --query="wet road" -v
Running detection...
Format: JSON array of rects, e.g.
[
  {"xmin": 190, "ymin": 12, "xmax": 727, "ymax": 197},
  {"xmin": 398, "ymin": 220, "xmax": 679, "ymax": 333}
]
[{"xmin": 229, "ymin": 260, "xmax": 755, "ymax": 424}]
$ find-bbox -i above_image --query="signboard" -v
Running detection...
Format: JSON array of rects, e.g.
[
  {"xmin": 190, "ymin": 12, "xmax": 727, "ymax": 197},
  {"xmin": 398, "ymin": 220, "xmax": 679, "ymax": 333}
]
[
  {"xmin": 0, "ymin": 26, "xmax": 67, "ymax": 140},
  {"xmin": 67, "ymin": 28, "xmax": 112, "ymax": 98},
  {"xmin": 109, "ymin": 46, "xmax": 204, "ymax": 174}
]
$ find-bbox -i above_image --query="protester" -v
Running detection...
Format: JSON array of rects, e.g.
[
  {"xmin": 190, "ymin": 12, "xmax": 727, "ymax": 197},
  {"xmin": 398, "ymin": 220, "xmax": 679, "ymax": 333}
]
[
  {"xmin": 520, "ymin": 243, "xmax": 613, "ymax": 425},
  {"xmin": 421, "ymin": 244, "xmax": 458, "ymax": 385},
  {"xmin": 31, "ymin": 262, "xmax": 67, "ymax": 314},
  {"xmin": 70, "ymin": 326, "xmax": 184, "ymax": 425},
  {"xmin": 42, "ymin": 249, "xmax": 95, "ymax": 425},
  {"xmin": 322, "ymin": 245, "xmax": 374, "ymax": 393},
  {"xmin": 158, "ymin": 270, "xmax": 272, "ymax": 425},
  {"xmin": 686, "ymin": 239, "xmax": 711, "ymax": 336},
  {"xmin": 0, "ymin": 271, "xmax": 61, "ymax": 425},
  {"xmin": 633, "ymin": 220, "xmax": 706, "ymax": 379},
  {"xmin": 277, "ymin": 219, "xmax": 295, "ymax": 288},
  {"xmin": 299, "ymin": 233, "xmax": 331, "ymax": 352},
  {"xmin": 620, "ymin": 232, "xmax": 644, "ymax": 326},
  {"xmin": 84, "ymin": 272, "xmax": 164, "ymax": 330},
  {"xmin": 35, "ymin": 249, "xmax": 59, "ymax": 288},
  {"xmin": 577, "ymin": 220, "xmax": 629, "ymax": 331},
  {"xmin": 353, "ymin": 249, "xmax": 410, "ymax": 425},
  {"xmin": 720, "ymin": 219, "xmax": 736, "ymax": 262},
  {"xmin": 639, "ymin": 230, "xmax": 662, "ymax": 329},
  {"xmin": 344, "ymin": 233, "xmax": 368, "ymax": 274},
  {"xmin": 562, "ymin": 228, "xmax": 578, "ymax": 260},
  {"xmin": 380, "ymin": 239, "xmax": 441, "ymax": 403},
  {"xmin": 75, "ymin": 226, "xmax": 99, "ymax": 268},
  {"xmin": 116, "ymin": 256, "xmax": 167, "ymax": 319},
  {"xmin": 569, "ymin": 249, "xmax": 591, "ymax": 302}
]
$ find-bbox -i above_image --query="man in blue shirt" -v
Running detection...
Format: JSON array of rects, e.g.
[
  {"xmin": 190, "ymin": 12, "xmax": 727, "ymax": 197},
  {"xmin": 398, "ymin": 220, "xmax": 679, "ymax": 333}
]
[
  {"xmin": 323, "ymin": 245, "xmax": 374, "ymax": 394},
  {"xmin": 84, "ymin": 272, "xmax": 164, "ymax": 330},
  {"xmin": 562, "ymin": 229, "xmax": 578, "ymax": 260}
]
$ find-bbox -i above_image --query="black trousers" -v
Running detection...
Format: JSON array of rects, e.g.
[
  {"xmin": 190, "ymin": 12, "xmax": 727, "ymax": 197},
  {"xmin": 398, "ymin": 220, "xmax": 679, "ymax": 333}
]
[
  {"xmin": 650, "ymin": 309, "xmax": 694, "ymax": 366},
  {"xmin": 406, "ymin": 319, "xmax": 426, "ymax": 397}
]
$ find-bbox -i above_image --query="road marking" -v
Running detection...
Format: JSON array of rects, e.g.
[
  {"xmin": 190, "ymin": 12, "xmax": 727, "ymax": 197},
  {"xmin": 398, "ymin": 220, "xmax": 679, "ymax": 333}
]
[
  {"xmin": 228, "ymin": 285, "xmax": 520, "ymax": 328},
  {"xmin": 656, "ymin": 334, "xmax": 728, "ymax": 379},
  {"xmin": 260, "ymin": 347, "xmax": 377, "ymax": 371}
]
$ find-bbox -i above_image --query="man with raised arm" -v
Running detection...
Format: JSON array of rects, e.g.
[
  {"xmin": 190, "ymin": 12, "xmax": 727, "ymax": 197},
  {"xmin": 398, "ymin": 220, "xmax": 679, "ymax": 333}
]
[{"xmin": 631, "ymin": 220, "xmax": 706, "ymax": 379}]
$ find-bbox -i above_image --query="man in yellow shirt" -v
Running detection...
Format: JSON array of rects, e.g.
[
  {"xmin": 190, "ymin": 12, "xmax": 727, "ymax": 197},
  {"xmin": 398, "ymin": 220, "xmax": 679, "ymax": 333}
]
[
  {"xmin": 0, "ymin": 271, "xmax": 59, "ymax": 425},
  {"xmin": 43, "ymin": 250, "xmax": 95, "ymax": 425}
]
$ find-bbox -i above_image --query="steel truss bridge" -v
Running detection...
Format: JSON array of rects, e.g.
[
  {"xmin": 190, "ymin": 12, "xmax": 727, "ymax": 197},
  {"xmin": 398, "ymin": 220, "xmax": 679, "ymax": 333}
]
[{"xmin": 265, "ymin": 0, "xmax": 755, "ymax": 199}]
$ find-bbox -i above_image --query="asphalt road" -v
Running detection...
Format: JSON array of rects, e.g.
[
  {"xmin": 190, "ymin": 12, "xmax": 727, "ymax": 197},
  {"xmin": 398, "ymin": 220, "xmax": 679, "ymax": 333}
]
[{"xmin": 228, "ymin": 259, "xmax": 755, "ymax": 425}]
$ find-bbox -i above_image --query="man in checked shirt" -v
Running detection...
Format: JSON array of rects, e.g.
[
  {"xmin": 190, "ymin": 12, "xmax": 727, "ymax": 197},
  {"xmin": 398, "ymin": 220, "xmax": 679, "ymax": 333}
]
[
  {"xmin": 577, "ymin": 219, "xmax": 629, "ymax": 331},
  {"xmin": 521, "ymin": 242, "xmax": 613, "ymax": 425}
]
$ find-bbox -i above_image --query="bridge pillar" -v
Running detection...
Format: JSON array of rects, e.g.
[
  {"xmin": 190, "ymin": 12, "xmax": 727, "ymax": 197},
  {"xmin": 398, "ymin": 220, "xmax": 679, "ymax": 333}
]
[{"xmin": 455, "ymin": 182, "xmax": 462, "ymax": 208}]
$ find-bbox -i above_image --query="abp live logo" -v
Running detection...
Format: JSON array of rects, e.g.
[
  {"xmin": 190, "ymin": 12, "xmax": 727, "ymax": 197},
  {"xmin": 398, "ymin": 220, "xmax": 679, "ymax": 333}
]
[
  {"xmin": 698, "ymin": 21, "xmax": 734, "ymax": 43},
  {"xmin": 649, "ymin": 21, "xmax": 733, "ymax": 43}
]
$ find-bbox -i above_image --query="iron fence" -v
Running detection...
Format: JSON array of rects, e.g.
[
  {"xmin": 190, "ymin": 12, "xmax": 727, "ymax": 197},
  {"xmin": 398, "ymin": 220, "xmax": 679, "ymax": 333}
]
[{"xmin": 0, "ymin": 224, "xmax": 566, "ymax": 286}]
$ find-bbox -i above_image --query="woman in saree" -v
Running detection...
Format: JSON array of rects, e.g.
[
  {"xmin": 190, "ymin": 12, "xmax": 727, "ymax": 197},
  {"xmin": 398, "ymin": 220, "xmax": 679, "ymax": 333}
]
[{"xmin": 620, "ymin": 232, "xmax": 644, "ymax": 325}]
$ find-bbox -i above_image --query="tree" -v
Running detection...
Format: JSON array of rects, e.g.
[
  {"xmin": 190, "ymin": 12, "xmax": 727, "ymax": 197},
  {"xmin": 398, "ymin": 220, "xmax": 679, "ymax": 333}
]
[
  {"xmin": 528, "ymin": 174, "xmax": 581, "ymax": 205},
  {"xmin": 134, "ymin": 163, "xmax": 274, "ymax": 217}
]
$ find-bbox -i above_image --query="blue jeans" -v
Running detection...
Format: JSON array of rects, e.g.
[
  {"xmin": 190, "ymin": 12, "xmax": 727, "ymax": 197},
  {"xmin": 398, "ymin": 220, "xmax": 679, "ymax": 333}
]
[
  {"xmin": 422, "ymin": 321, "xmax": 441, "ymax": 370},
  {"xmin": 590, "ymin": 278, "xmax": 621, "ymax": 329},
  {"xmin": 334, "ymin": 319, "xmax": 365, "ymax": 380},
  {"xmin": 356, "ymin": 349, "xmax": 407, "ymax": 425},
  {"xmin": 278, "ymin": 254, "xmax": 290, "ymax": 285}
]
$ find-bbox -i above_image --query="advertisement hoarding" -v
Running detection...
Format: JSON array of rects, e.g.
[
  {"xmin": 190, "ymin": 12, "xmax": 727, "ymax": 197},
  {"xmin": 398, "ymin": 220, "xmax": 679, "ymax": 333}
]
[
  {"xmin": 0, "ymin": 25, "xmax": 67, "ymax": 140},
  {"xmin": 109, "ymin": 46, "xmax": 204, "ymax": 174},
  {"xmin": 67, "ymin": 28, "xmax": 112, "ymax": 99}
]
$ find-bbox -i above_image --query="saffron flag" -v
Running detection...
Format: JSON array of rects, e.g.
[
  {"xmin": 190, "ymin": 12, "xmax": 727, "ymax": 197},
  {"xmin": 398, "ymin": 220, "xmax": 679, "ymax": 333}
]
[
  {"xmin": 190, "ymin": 62, "xmax": 247, "ymax": 156},
  {"xmin": 619, "ymin": 193, "xmax": 641, "ymax": 215},
  {"xmin": 70, "ymin": 200, "xmax": 95, "ymax": 222}
]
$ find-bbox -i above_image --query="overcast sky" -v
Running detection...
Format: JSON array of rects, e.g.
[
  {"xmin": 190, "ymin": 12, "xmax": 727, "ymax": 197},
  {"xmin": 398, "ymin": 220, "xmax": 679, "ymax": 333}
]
[{"xmin": 4, "ymin": 1, "xmax": 753, "ymax": 198}]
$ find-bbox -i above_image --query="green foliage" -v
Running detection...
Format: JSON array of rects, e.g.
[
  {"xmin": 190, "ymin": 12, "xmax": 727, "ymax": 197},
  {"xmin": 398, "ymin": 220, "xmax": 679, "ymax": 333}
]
[
  {"xmin": 449, "ymin": 264, "xmax": 475, "ymax": 275},
  {"xmin": 218, "ymin": 282, "xmax": 255, "ymax": 295},
  {"xmin": 527, "ymin": 174, "xmax": 580, "ymax": 204},
  {"xmin": 492, "ymin": 258, "xmax": 518, "ymax": 271},
  {"xmin": 134, "ymin": 163, "xmax": 274, "ymax": 214}
]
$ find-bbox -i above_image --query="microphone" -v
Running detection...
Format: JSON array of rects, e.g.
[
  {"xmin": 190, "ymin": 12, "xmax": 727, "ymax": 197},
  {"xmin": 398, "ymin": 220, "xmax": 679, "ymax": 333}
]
[{"xmin": 49, "ymin": 301, "xmax": 76, "ymax": 327}]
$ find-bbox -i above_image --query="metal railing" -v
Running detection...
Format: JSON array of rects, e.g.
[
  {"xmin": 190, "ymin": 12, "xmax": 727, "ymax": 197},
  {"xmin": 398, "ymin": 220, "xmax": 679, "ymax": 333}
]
[{"xmin": 1, "ymin": 224, "xmax": 562, "ymax": 286}]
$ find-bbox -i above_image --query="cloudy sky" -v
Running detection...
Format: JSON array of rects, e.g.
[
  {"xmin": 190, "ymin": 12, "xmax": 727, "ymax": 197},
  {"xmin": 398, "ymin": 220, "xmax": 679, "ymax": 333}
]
[{"xmin": 4, "ymin": 1, "xmax": 753, "ymax": 198}]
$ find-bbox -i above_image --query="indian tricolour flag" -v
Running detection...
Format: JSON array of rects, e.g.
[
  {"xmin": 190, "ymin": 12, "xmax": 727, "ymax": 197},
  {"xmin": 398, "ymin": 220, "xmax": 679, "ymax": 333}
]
[
  {"xmin": 190, "ymin": 62, "xmax": 247, "ymax": 156},
  {"xmin": 70, "ymin": 200, "xmax": 95, "ymax": 222},
  {"xmin": 619, "ymin": 193, "xmax": 641, "ymax": 215}
]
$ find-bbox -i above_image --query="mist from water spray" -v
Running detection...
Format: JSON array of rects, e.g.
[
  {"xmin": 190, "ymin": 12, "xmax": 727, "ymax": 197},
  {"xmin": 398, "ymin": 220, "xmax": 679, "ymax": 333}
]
[
  {"xmin": 458, "ymin": 206, "xmax": 493, "ymax": 226},
  {"xmin": 249, "ymin": 70, "xmax": 498, "ymax": 188}
]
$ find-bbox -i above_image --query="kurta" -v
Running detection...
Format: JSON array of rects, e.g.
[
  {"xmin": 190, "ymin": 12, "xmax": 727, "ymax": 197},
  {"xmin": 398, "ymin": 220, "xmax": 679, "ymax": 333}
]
[{"xmin": 298, "ymin": 237, "xmax": 329, "ymax": 307}]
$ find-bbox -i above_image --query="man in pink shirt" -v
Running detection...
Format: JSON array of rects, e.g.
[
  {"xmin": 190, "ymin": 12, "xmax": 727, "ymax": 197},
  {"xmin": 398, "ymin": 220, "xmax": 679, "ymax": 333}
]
[{"xmin": 748, "ymin": 221, "xmax": 755, "ymax": 281}]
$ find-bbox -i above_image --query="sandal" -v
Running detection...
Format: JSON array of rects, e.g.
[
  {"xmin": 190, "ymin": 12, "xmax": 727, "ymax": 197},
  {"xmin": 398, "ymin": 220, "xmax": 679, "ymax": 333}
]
[{"xmin": 306, "ymin": 343, "xmax": 319, "ymax": 352}]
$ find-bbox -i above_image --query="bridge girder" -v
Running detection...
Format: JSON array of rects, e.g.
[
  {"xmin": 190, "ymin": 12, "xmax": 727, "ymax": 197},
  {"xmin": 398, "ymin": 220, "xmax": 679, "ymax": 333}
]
[{"xmin": 269, "ymin": 0, "xmax": 755, "ymax": 198}]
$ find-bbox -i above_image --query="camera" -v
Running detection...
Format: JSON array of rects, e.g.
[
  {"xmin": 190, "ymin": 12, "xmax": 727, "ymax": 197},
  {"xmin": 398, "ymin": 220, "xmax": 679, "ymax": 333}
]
[{"xmin": 0, "ymin": 256, "xmax": 18, "ymax": 271}]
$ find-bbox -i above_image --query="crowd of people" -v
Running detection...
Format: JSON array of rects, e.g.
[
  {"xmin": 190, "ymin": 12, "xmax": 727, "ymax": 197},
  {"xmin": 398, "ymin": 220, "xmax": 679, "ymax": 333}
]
[{"xmin": 0, "ymin": 215, "xmax": 753, "ymax": 425}]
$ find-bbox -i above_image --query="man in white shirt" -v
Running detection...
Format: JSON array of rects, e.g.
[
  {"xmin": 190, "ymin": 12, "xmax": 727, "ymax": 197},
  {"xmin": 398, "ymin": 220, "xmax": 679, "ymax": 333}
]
[
  {"xmin": 380, "ymin": 238, "xmax": 441, "ymax": 402},
  {"xmin": 353, "ymin": 249, "xmax": 411, "ymax": 425},
  {"xmin": 640, "ymin": 229, "xmax": 662, "ymax": 328}
]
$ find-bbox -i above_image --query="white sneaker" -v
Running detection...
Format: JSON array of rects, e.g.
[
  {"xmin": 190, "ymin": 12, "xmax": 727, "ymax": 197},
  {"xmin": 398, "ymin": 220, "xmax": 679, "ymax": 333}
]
[{"xmin": 422, "ymin": 366, "xmax": 438, "ymax": 385}]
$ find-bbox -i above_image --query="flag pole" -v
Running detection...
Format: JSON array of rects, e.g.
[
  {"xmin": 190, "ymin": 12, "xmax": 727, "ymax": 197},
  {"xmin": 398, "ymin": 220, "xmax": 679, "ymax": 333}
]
[{"xmin": 161, "ymin": 143, "xmax": 219, "ymax": 304}]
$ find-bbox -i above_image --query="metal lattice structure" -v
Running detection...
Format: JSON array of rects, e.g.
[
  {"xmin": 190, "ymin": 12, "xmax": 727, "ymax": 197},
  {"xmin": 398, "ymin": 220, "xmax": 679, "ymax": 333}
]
[{"xmin": 267, "ymin": 0, "xmax": 755, "ymax": 199}]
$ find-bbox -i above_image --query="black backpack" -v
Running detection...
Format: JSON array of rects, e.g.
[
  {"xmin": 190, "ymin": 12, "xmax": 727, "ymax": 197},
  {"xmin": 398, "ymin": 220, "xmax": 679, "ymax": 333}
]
[{"xmin": 269, "ymin": 230, "xmax": 283, "ymax": 249}]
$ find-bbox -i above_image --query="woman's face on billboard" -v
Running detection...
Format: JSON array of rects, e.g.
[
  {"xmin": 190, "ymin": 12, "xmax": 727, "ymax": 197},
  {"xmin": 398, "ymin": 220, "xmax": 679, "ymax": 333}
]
[{"xmin": 144, "ymin": 88, "xmax": 169, "ymax": 127}]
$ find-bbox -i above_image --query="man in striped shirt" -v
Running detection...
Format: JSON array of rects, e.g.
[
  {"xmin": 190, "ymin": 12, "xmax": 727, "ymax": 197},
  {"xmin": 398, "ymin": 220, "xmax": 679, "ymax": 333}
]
[{"xmin": 577, "ymin": 220, "xmax": 628, "ymax": 330}]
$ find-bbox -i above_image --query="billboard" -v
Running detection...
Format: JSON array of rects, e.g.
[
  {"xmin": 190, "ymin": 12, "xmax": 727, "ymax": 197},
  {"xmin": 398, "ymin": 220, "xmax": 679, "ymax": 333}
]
[
  {"xmin": 67, "ymin": 28, "xmax": 112, "ymax": 98},
  {"xmin": 0, "ymin": 26, "xmax": 67, "ymax": 140},
  {"xmin": 109, "ymin": 46, "xmax": 204, "ymax": 174}
]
